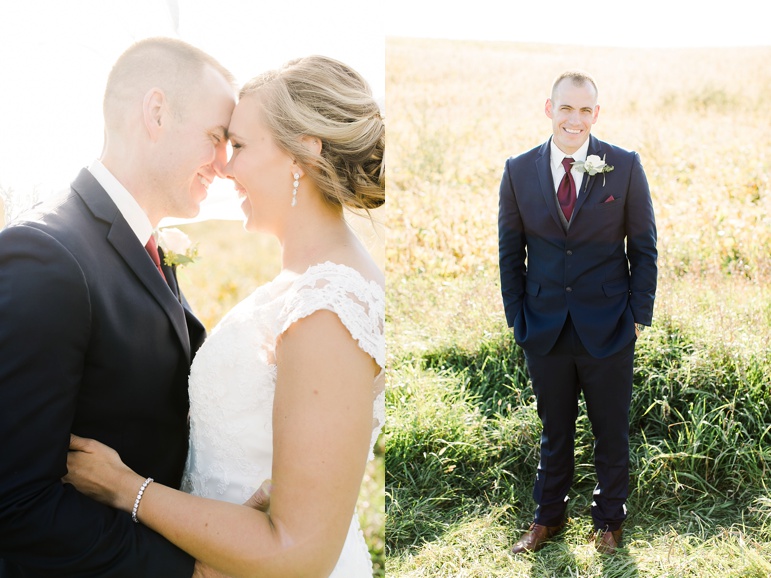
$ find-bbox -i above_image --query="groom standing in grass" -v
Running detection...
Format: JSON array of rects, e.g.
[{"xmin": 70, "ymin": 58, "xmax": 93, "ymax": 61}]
[{"xmin": 498, "ymin": 70, "xmax": 657, "ymax": 555}]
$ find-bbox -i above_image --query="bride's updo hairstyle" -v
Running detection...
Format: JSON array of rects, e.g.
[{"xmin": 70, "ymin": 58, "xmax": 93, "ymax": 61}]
[{"xmin": 239, "ymin": 56, "xmax": 385, "ymax": 211}]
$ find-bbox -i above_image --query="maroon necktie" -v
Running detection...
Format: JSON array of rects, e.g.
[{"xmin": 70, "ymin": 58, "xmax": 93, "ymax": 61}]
[
  {"xmin": 558, "ymin": 157, "xmax": 577, "ymax": 222},
  {"xmin": 145, "ymin": 236, "xmax": 167, "ymax": 282}
]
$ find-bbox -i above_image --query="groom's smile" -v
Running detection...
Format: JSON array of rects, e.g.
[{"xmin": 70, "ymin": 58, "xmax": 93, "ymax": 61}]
[
  {"xmin": 545, "ymin": 78, "xmax": 600, "ymax": 155},
  {"xmin": 198, "ymin": 174, "xmax": 212, "ymax": 189}
]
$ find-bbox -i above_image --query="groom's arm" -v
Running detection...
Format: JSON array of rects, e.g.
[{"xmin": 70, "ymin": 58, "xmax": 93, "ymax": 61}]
[
  {"xmin": 0, "ymin": 226, "xmax": 194, "ymax": 577},
  {"xmin": 623, "ymin": 152, "xmax": 657, "ymax": 326},
  {"xmin": 498, "ymin": 158, "xmax": 527, "ymax": 328}
]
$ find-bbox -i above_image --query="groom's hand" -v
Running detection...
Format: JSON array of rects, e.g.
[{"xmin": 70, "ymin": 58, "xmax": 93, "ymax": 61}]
[{"xmin": 243, "ymin": 479, "xmax": 272, "ymax": 512}]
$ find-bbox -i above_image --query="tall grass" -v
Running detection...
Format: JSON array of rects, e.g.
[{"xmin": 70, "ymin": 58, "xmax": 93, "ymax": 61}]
[{"xmin": 386, "ymin": 38, "xmax": 771, "ymax": 576}]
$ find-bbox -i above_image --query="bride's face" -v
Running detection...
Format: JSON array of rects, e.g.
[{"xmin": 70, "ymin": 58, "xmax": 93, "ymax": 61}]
[{"xmin": 224, "ymin": 96, "xmax": 295, "ymax": 233}]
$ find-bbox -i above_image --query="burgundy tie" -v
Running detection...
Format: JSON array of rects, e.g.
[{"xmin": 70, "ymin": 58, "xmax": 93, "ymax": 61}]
[
  {"xmin": 145, "ymin": 236, "xmax": 167, "ymax": 282},
  {"xmin": 558, "ymin": 157, "xmax": 577, "ymax": 222}
]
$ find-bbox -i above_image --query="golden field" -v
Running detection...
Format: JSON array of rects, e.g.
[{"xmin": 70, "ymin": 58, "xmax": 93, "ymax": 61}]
[{"xmin": 386, "ymin": 38, "xmax": 771, "ymax": 355}]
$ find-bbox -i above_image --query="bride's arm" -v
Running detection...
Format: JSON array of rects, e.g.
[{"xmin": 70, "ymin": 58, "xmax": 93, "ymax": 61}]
[{"xmin": 65, "ymin": 309, "xmax": 376, "ymax": 578}]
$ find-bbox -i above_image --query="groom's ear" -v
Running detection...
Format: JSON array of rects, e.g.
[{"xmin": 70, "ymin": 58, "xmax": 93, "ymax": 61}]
[
  {"xmin": 143, "ymin": 88, "xmax": 167, "ymax": 141},
  {"xmin": 545, "ymin": 98, "xmax": 554, "ymax": 119}
]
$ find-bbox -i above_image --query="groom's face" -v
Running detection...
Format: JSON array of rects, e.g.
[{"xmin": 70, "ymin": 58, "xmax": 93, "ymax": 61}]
[
  {"xmin": 545, "ymin": 79, "xmax": 599, "ymax": 155},
  {"xmin": 154, "ymin": 65, "xmax": 236, "ymax": 219}
]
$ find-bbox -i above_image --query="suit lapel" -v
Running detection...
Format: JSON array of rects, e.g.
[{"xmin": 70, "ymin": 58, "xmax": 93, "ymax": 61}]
[
  {"xmin": 536, "ymin": 139, "xmax": 565, "ymax": 231},
  {"xmin": 108, "ymin": 222, "xmax": 192, "ymax": 364},
  {"xmin": 159, "ymin": 247, "xmax": 207, "ymax": 355},
  {"xmin": 72, "ymin": 169, "xmax": 192, "ymax": 364},
  {"xmin": 159, "ymin": 247, "xmax": 180, "ymax": 300},
  {"xmin": 571, "ymin": 135, "xmax": 603, "ymax": 221}
]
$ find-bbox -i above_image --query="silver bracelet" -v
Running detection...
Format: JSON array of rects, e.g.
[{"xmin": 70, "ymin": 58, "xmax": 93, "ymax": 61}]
[{"xmin": 131, "ymin": 477, "xmax": 154, "ymax": 523}]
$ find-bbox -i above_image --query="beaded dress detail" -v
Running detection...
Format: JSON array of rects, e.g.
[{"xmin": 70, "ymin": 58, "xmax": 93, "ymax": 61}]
[{"xmin": 182, "ymin": 262, "xmax": 384, "ymax": 576}]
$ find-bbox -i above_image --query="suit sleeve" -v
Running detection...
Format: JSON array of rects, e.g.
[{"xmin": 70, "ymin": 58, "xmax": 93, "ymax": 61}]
[
  {"xmin": 624, "ymin": 153, "xmax": 658, "ymax": 326},
  {"xmin": 498, "ymin": 159, "xmax": 528, "ymax": 328},
  {"xmin": 0, "ymin": 226, "xmax": 194, "ymax": 577}
]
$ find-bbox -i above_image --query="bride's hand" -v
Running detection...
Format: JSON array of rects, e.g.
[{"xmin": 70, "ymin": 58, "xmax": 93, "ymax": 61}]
[{"xmin": 63, "ymin": 434, "xmax": 143, "ymax": 513}]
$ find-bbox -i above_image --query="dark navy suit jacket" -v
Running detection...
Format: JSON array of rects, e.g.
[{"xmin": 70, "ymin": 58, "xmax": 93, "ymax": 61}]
[
  {"xmin": 498, "ymin": 135, "xmax": 657, "ymax": 359},
  {"xmin": 0, "ymin": 169, "xmax": 205, "ymax": 576}
]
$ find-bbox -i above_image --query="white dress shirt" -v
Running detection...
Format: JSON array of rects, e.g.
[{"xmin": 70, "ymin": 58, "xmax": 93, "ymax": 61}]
[
  {"xmin": 550, "ymin": 137, "xmax": 590, "ymax": 197},
  {"xmin": 88, "ymin": 159, "xmax": 154, "ymax": 246}
]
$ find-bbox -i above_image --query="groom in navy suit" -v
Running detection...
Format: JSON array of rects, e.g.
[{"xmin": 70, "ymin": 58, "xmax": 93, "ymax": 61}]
[
  {"xmin": 498, "ymin": 71, "xmax": 657, "ymax": 555},
  {"xmin": 0, "ymin": 38, "xmax": 235, "ymax": 576}
]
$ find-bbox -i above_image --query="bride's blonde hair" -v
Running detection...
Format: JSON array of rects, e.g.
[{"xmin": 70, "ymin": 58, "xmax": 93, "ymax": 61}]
[{"xmin": 240, "ymin": 56, "xmax": 385, "ymax": 211}]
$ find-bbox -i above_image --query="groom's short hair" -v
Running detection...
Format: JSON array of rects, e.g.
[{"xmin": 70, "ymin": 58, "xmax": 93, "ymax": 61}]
[
  {"xmin": 551, "ymin": 70, "xmax": 598, "ymax": 99},
  {"xmin": 103, "ymin": 37, "xmax": 234, "ymax": 131}
]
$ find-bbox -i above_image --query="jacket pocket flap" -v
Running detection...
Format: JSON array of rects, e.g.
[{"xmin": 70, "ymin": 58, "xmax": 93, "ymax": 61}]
[{"xmin": 602, "ymin": 278, "xmax": 630, "ymax": 297}]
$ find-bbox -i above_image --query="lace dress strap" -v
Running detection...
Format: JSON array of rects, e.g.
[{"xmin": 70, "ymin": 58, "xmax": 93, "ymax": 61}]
[{"xmin": 274, "ymin": 262, "xmax": 385, "ymax": 368}]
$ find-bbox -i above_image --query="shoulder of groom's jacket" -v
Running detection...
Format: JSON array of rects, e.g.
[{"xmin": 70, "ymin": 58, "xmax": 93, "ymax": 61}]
[{"xmin": 506, "ymin": 143, "xmax": 542, "ymax": 167}]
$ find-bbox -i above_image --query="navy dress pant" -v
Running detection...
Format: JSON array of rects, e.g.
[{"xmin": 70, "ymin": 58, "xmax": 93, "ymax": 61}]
[{"xmin": 523, "ymin": 315, "xmax": 635, "ymax": 531}]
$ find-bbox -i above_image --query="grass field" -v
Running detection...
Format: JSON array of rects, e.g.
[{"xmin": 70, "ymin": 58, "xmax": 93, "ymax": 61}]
[{"xmin": 386, "ymin": 38, "xmax": 771, "ymax": 576}]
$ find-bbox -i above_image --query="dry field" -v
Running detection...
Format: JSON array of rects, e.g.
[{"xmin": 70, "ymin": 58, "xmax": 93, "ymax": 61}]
[{"xmin": 387, "ymin": 38, "xmax": 771, "ymax": 356}]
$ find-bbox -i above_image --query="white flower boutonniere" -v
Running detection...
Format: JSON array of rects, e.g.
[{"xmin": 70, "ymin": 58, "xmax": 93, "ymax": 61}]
[
  {"xmin": 157, "ymin": 228, "xmax": 199, "ymax": 268},
  {"xmin": 572, "ymin": 154, "xmax": 614, "ymax": 188}
]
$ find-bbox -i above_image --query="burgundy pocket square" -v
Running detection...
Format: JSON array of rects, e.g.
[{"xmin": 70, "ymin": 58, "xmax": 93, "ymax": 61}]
[{"xmin": 603, "ymin": 195, "xmax": 616, "ymax": 203}]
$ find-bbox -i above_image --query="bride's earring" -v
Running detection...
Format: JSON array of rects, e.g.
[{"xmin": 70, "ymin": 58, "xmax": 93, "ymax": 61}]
[{"xmin": 291, "ymin": 173, "xmax": 300, "ymax": 207}]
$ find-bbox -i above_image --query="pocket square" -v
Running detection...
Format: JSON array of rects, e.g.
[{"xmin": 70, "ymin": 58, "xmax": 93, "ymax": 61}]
[{"xmin": 603, "ymin": 195, "xmax": 616, "ymax": 203}]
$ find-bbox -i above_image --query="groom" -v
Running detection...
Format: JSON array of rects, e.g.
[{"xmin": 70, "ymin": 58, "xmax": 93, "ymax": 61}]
[
  {"xmin": 498, "ymin": 71, "xmax": 657, "ymax": 555},
  {"xmin": 0, "ymin": 38, "xmax": 235, "ymax": 576}
]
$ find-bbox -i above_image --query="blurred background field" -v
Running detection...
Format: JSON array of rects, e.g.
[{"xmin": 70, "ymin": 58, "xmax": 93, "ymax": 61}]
[{"xmin": 386, "ymin": 38, "xmax": 771, "ymax": 576}]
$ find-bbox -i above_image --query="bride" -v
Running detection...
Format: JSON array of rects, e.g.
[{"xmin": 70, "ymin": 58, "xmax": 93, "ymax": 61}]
[{"xmin": 64, "ymin": 55, "xmax": 384, "ymax": 578}]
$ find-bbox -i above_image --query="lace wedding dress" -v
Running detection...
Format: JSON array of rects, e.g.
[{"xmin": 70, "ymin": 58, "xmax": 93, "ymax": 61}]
[{"xmin": 181, "ymin": 262, "xmax": 385, "ymax": 577}]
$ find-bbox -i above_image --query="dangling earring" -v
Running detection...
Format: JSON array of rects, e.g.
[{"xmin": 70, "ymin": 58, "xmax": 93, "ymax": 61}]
[{"xmin": 291, "ymin": 173, "xmax": 300, "ymax": 207}]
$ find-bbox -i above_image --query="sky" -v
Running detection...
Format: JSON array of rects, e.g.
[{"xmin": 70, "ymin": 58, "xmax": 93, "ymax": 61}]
[
  {"xmin": 385, "ymin": 0, "xmax": 771, "ymax": 48},
  {"xmin": 1, "ymin": 0, "xmax": 768, "ymax": 222},
  {"xmin": 0, "ymin": 0, "xmax": 384, "ymax": 222}
]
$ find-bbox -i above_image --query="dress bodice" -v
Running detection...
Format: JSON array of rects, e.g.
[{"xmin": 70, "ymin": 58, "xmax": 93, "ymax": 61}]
[{"xmin": 182, "ymin": 262, "xmax": 384, "ymax": 576}]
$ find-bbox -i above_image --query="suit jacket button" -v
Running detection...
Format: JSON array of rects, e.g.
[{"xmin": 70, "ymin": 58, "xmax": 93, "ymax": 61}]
[
  {"xmin": 566, "ymin": 286, "xmax": 572, "ymax": 292},
  {"xmin": 566, "ymin": 250, "xmax": 573, "ymax": 256}
]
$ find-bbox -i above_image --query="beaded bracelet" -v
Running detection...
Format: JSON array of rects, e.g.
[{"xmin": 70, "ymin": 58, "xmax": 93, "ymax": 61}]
[{"xmin": 131, "ymin": 477, "xmax": 154, "ymax": 523}]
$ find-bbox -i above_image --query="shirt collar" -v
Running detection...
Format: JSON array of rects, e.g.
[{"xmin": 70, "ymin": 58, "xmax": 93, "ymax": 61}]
[
  {"xmin": 88, "ymin": 159, "xmax": 154, "ymax": 245},
  {"xmin": 550, "ymin": 136, "xmax": 591, "ymax": 171}
]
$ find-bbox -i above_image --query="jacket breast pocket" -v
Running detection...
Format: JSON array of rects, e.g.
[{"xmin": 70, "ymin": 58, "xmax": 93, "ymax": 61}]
[{"xmin": 596, "ymin": 195, "xmax": 624, "ymax": 210}]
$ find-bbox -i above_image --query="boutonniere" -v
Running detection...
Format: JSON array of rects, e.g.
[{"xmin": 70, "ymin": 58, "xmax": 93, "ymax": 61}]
[
  {"xmin": 157, "ymin": 227, "xmax": 199, "ymax": 268},
  {"xmin": 572, "ymin": 154, "xmax": 614, "ymax": 189}
]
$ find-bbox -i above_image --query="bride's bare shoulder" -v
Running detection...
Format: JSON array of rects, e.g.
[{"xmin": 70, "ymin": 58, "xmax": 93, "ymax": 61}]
[{"xmin": 320, "ymin": 242, "xmax": 383, "ymax": 290}]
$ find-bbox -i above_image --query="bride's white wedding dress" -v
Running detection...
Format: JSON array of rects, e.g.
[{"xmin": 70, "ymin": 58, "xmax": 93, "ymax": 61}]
[{"xmin": 181, "ymin": 262, "xmax": 385, "ymax": 577}]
